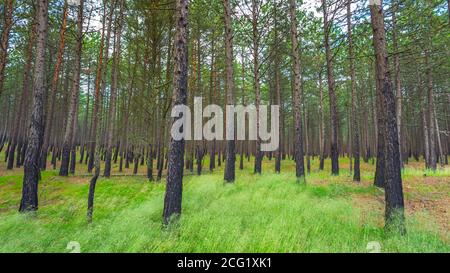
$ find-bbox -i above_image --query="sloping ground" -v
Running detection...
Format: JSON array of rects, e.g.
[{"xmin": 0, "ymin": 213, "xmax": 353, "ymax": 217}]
[{"xmin": 0, "ymin": 158, "xmax": 448, "ymax": 253}]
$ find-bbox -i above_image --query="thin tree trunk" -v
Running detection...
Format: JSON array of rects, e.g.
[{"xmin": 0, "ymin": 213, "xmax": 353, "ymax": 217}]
[
  {"xmin": 425, "ymin": 49, "xmax": 437, "ymax": 170},
  {"xmin": 40, "ymin": 1, "xmax": 68, "ymax": 170},
  {"xmin": 392, "ymin": 0, "xmax": 403, "ymax": 168},
  {"xmin": 88, "ymin": 0, "xmax": 114, "ymax": 173},
  {"xmin": 223, "ymin": 0, "xmax": 235, "ymax": 182},
  {"xmin": 252, "ymin": 0, "xmax": 262, "ymax": 174},
  {"xmin": 105, "ymin": 0, "xmax": 124, "ymax": 177},
  {"xmin": 322, "ymin": 0, "xmax": 339, "ymax": 176},
  {"xmin": 289, "ymin": 0, "xmax": 305, "ymax": 180},
  {"xmin": 319, "ymin": 69, "xmax": 325, "ymax": 170},
  {"xmin": 347, "ymin": 0, "xmax": 360, "ymax": 181},
  {"xmin": 7, "ymin": 19, "xmax": 35, "ymax": 170},
  {"xmin": 60, "ymin": 0, "xmax": 84, "ymax": 176}
]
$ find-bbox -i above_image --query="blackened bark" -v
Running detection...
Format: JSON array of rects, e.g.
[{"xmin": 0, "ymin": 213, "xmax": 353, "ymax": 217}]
[
  {"xmin": 147, "ymin": 145, "xmax": 154, "ymax": 181},
  {"xmin": 370, "ymin": 1, "xmax": 405, "ymax": 233},
  {"xmin": 133, "ymin": 154, "xmax": 139, "ymax": 175},
  {"xmin": 196, "ymin": 145, "xmax": 203, "ymax": 175},
  {"xmin": 163, "ymin": 0, "xmax": 188, "ymax": 225},
  {"xmin": 223, "ymin": 0, "xmax": 235, "ymax": 182},
  {"xmin": 210, "ymin": 139, "xmax": 216, "ymax": 171},
  {"xmin": 19, "ymin": 0, "xmax": 48, "ymax": 213}
]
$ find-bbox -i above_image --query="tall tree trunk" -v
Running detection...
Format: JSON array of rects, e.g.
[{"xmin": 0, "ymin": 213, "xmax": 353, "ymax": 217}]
[
  {"xmin": 163, "ymin": 0, "xmax": 188, "ymax": 225},
  {"xmin": 59, "ymin": 0, "xmax": 84, "ymax": 177},
  {"xmin": 19, "ymin": 0, "xmax": 49, "ymax": 213},
  {"xmin": 223, "ymin": 0, "xmax": 235, "ymax": 182},
  {"xmin": 419, "ymin": 70, "xmax": 430, "ymax": 168},
  {"xmin": 239, "ymin": 46, "xmax": 246, "ymax": 171},
  {"xmin": 105, "ymin": 0, "xmax": 124, "ymax": 177},
  {"xmin": 252, "ymin": 0, "xmax": 262, "ymax": 174},
  {"xmin": 392, "ymin": 0, "xmax": 403, "ymax": 168},
  {"xmin": 0, "ymin": 0, "xmax": 14, "ymax": 99},
  {"xmin": 370, "ymin": 0, "xmax": 405, "ymax": 233},
  {"xmin": 289, "ymin": 0, "xmax": 305, "ymax": 180},
  {"xmin": 347, "ymin": 0, "xmax": 360, "ymax": 181},
  {"xmin": 425, "ymin": 49, "xmax": 437, "ymax": 171},
  {"xmin": 7, "ymin": 19, "xmax": 35, "ymax": 170},
  {"xmin": 322, "ymin": 0, "xmax": 339, "ymax": 176},
  {"xmin": 88, "ymin": 0, "xmax": 114, "ymax": 173},
  {"xmin": 274, "ymin": 2, "xmax": 282, "ymax": 174},
  {"xmin": 318, "ymin": 69, "xmax": 325, "ymax": 170},
  {"xmin": 209, "ymin": 31, "xmax": 216, "ymax": 172},
  {"xmin": 41, "ymin": 2, "xmax": 68, "ymax": 170}
]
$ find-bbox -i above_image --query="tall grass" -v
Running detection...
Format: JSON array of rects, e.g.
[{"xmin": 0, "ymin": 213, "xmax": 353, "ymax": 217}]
[{"xmin": 0, "ymin": 161, "xmax": 448, "ymax": 253}]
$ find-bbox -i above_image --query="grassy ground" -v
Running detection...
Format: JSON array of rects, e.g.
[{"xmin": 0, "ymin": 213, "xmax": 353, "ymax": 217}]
[{"xmin": 0, "ymin": 152, "xmax": 448, "ymax": 253}]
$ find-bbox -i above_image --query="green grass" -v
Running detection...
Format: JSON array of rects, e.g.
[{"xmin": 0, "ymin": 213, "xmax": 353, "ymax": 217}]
[{"xmin": 0, "ymin": 155, "xmax": 448, "ymax": 253}]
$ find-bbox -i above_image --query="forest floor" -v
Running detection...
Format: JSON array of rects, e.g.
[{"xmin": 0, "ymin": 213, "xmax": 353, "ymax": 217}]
[{"xmin": 0, "ymin": 152, "xmax": 448, "ymax": 253}]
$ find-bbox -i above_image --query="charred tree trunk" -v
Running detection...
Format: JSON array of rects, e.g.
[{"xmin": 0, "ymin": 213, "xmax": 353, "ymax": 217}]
[
  {"xmin": 19, "ymin": 0, "xmax": 49, "ymax": 213},
  {"xmin": 223, "ymin": 0, "xmax": 235, "ymax": 182},
  {"xmin": 370, "ymin": 1, "xmax": 405, "ymax": 234},
  {"xmin": 163, "ymin": 0, "xmax": 188, "ymax": 225}
]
